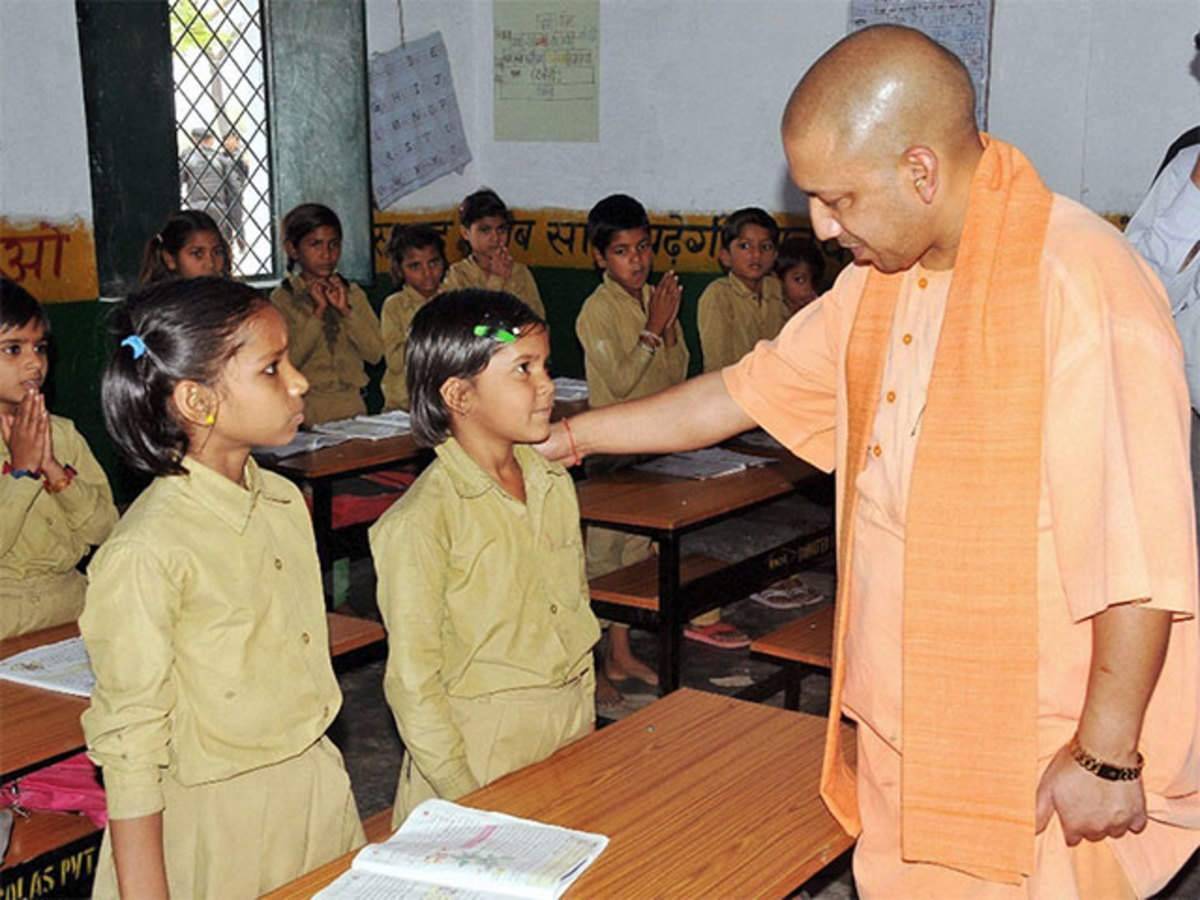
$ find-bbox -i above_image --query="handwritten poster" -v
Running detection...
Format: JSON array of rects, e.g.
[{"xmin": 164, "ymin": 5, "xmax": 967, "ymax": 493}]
[
  {"xmin": 849, "ymin": 0, "xmax": 994, "ymax": 128},
  {"xmin": 368, "ymin": 32, "xmax": 472, "ymax": 208},
  {"xmin": 494, "ymin": 0, "xmax": 599, "ymax": 142}
]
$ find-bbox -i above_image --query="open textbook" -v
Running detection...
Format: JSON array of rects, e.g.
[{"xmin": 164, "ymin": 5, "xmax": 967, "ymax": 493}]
[
  {"xmin": 633, "ymin": 447, "xmax": 777, "ymax": 480},
  {"xmin": 0, "ymin": 636, "xmax": 94, "ymax": 697},
  {"xmin": 315, "ymin": 800, "xmax": 608, "ymax": 900}
]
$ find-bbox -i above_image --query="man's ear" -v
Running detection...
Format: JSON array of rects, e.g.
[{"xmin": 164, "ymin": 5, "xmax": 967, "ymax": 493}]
[
  {"xmin": 439, "ymin": 376, "xmax": 474, "ymax": 418},
  {"xmin": 592, "ymin": 247, "xmax": 608, "ymax": 271},
  {"xmin": 173, "ymin": 379, "xmax": 218, "ymax": 428},
  {"xmin": 902, "ymin": 145, "xmax": 939, "ymax": 204},
  {"xmin": 717, "ymin": 246, "xmax": 732, "ymax": 269}
]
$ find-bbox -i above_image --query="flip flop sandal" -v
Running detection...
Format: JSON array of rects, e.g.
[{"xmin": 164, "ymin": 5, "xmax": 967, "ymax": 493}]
[{"xmin": 684, "ymin": 621, "xmax": 751, "ymax": 649}]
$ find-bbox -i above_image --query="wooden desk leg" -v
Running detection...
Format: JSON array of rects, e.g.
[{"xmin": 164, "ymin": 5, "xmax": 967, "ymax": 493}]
[
  {"xmin": 311, "ymin": 478, "xmax": 335, "ymax": 607},
  {"xmin": 657, "ymin": 534, "xmax": 682, "ymax": 695}
]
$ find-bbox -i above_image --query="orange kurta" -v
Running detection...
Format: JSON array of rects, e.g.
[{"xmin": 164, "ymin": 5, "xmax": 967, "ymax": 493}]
[{"xmin": 724, "ymin": 193, "xmax": 1200, "ymax": 897}]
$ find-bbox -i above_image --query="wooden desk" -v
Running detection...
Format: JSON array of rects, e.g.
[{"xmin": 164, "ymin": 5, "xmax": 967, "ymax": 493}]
[
  {"xmin": 265, "ymin": 689, "xmax": 855, "ymax": 899},
  {"xmin": 0, "ymin": 613, "xmax": 385, "ymax": 784},
  {"xmin": 578, "ymin": 448, "xmax": 833, "ymax": 692}
]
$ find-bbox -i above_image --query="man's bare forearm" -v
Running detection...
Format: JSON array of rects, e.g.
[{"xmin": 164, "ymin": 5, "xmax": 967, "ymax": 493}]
[
  {"xmin": 571, "ymin": 371, "xmax": 756, "ymax": 457},
  {"xmin": 1077, "ymin": 601, "xmax": 1172, "ymax": 764}
]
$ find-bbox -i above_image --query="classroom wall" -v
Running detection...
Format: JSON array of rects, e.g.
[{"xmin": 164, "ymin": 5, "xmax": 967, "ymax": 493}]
[
  {"xmin": 0, "ymin": 0, "xmax": 99, "ymax": 301},
  {"xmin": 367, "ymin": 0, "xmax": 1199, "ymax": 217}
]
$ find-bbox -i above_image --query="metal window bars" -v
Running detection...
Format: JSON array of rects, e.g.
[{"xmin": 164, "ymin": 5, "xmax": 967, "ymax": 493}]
[{"xmin": 170, "ymin": 0, "xmax": 274, "ymax": 278}]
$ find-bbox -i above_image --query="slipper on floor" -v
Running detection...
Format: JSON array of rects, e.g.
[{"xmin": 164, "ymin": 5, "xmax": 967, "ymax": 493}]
[
  {"xmin": 751, "ymin": 584, "xmax": 826, "ymax": 610},
  {"xmin": 684, "ymin": 621, "xmax": 751, "ymax": 649},
  {"xmin": 607, "ymin": 675, "xmax": 658, "ymax": 693}
]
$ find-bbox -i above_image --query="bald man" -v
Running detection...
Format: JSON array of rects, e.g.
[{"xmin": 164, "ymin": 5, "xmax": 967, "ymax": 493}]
[{"xmin": 540, "ymin": 25, "xmax": 1200, "ymax": 898}]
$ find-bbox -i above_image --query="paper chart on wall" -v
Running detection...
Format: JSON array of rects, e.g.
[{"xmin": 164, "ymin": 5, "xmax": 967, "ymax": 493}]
[
  {"xmin": 493, "ymin": 0, "xmax": 599, "ymax": 143},
  {"xmin": 368, "ymin": 32, "xmax": 473, "ymax": 208},
  {"xmin": 848, "ymin": 0, "xmax": 994, "ymax": 129}
]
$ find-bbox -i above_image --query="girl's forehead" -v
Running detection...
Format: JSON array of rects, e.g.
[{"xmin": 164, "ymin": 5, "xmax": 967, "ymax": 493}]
[
  {"xmin": 471, "ymin": 216, "xmax": 508, "ymax": 229},
  {"xmin": 0, "ymin": 320, "xmax": 47, "ymax": 342}
]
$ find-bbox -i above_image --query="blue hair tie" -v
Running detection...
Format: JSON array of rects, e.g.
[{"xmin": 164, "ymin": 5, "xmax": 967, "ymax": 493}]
[{"xmin": 121, "ymin": 334, "xmax": 148, "ymax": 359}]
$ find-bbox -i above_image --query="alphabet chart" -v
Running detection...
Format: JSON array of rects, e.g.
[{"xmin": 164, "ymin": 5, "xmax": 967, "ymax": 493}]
[{"xmin": 368, "ymin": 31, "xmax": 472, "ymax": 208}]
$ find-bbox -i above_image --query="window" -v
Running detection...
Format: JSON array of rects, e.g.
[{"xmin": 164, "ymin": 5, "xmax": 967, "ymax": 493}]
[{"xmin": 170, "ymin": 0, "xmax": 274, "ymax": 277}]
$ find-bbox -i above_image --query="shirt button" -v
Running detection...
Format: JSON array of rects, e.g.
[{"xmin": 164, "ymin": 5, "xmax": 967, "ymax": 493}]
[
  {"xmin": 322, "ymin": 705, "xmax": 330, "ymax": 717},
  {"xmin": 301, "ymin": 632, "xmax": 311, "ymax": 644},
  {"xmin": 274, "ymin": 558, "xmax": 283, "ymax": 570},
  {"xmin": 550, "ymin": 603, "xmax": 558, "ymax": 614},
  {"xmin": 873, "ymin": 445, "xmax": 882, "ymax": 457},
  {"xmin": 886, "ymin": 390, "xmax": 896, "ymax": 403},
  {"xmin": 902, "ymin": 333, "xmax": 913, "ymax": 345},
  {"xmin": 918, "ymin": 277, "xmax": 928, "ymax": 289}
]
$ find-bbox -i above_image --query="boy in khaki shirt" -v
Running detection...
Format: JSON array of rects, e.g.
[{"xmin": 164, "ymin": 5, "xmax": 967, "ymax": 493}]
[
  {"xmin": 371, "ymin": 289, "xmax": 599, "ymax": 826},
  {"xmin": 0, "ymin": 279, "xmax": 116, "ymax": 639},
  {"xmin": 698, "ymin": 207, "xmax": 789, "ymax": 372},
  {"xmin": 380, "ymin": 225, "xmax": 447, "ymax": 411},
  {"xmin": 270, "ymin": 203, "xmax": 384, "ymax": 425},
  {"xmin": 576, "ymin": 196, "xmax": 749, "ymax": 701}
]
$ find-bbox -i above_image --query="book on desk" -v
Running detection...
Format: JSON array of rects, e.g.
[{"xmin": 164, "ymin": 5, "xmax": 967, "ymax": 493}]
[{"xmin": 315, "ymin": 799, "xmax": 607, "ymax": 900}]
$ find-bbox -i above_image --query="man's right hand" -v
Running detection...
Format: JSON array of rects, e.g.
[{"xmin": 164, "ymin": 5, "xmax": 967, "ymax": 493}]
[{"xmin": 533, "ymin": 421, "xmax": 578, "ymax": 466}]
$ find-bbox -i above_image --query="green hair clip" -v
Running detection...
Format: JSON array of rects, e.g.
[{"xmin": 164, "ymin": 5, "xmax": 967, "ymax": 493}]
[{"xmin": 473, "ymin": 324, "xmax": 519, "ymax": 343}]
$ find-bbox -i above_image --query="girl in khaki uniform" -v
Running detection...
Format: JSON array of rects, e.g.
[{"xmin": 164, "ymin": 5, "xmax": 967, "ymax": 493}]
[
  {"xmin": 81, "ymin": 278, "xmax": 364, "ymax": 899},
  {"xmin": 442, "ymin": 189, "xmax": 546, "ymax": 319},
  {"xmin": 0, "ymin": 279, "xmax": 117, "ymax": 639},
  {"xmin": 269, "ymin": 203, "xmax": 383, "ymax": 425},
  {"xmin": 370, "ymin": 289, "xmax": 600, "ymax": 828}
]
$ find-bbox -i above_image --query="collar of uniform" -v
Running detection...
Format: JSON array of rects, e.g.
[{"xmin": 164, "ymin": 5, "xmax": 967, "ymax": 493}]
[
  {"xmin": 601, "ymin": 272, "xmax": 650, "ymax": 308},
  {"xmin": 727, "ymin": 272, "xmax": 764, "ymax": 301},
  {"xmin": 178, "ymin": 454, "xmax": 281, "ymax": 534},
  {"xmin": 285, "ymin": 271, "xmax": 313, "ymax": 303},
  {"xmin": 435, "ymin": 437, "xmax": 566, "ymax": 500},
  {"xmin": 461, "ymin": 255, "xmax": 486, "ymax": 280}
]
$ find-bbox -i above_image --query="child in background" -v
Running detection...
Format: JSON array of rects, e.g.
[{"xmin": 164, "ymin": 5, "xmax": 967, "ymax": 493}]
[
  {"xmin": 0, "ymin": 279, "xmax": 116, "ymax": 640},
  {"xmin": 270, "ymin": 203, "xmax": 383, "ymax": 425},
  {"xmin": 442, "ymin": 188, "xmax": 546, "ymax": 319},
  {"xmin": 774, "ymin": 236, "xmax": 825, "ymax": 316},
  {"xmin": 81, "ymin": 277, "xmax": 364, "ymax": 898},
  {"xmin": 380, "ymin": 224, "xmax": 447, "ymax": 411},
  {"xmin": 138, "ymin": 210, "xmax": 231, "ymax": 284},
  {"xmin": 698, "ymin": 207, "xmax": 788, "ymax": 372},
  {"xmin": 371, "ymin": 289, "xmax": 598, "ymax": 827}
]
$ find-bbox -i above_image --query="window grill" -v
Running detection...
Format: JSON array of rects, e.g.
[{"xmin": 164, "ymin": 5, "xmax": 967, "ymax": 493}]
[{"xmin": 170, "ymin": 0, "xmax": 274, "ymax": 278}]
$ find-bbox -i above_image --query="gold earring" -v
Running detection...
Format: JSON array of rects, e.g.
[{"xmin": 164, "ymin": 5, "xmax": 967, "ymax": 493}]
[
  {"xmin": 204, "ymin": 412, "xmax": 215, "ymax": 426},
  {"xmin": 915, "ymin": 176, "xmax": 927, "ymax": 189}
]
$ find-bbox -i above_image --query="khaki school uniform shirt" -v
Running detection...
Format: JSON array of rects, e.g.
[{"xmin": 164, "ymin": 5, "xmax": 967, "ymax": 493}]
[
  {"xmin": 698, "ymin": 273, "xmax": 789, "ymax": 372},
  {"xmin": 575, "ymin": 273, "xmax": 689, "ymax": 409},
  {"xmin": 379, "ymin": 284, "xmax": 431, "ymax": 411},
  {"xmin": 80, "ymin": 456, "xmax": 341, "ymax": 820},
  {"xmin": 369, "ymin": 438, "xmax": 600, "ymax": 799},
  {"xmin": 0, "ymin": 415, "xmax": 116, "ymax": 580},
  {"xmin": 441, "ymin": 256, "xmax": 546, "ymax": 319},
  {"xmin": 269, "ymin": 272, "xmax": 384, "ymax": 419}
]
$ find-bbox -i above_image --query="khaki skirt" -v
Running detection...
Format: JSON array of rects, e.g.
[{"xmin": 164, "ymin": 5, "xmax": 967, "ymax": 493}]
[
  {"xmin": 91, "ymin": 737, "xmax": 365, "ymax": 900},
  {"xmin": 393, "ymin": 661, "xmax": 596, "ymax": 829}
]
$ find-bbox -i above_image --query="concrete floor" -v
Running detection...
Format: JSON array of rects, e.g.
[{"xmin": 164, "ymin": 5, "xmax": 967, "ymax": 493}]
[{"xmin": 328, "ymin": 491, "xmax": 1200, "ymax": 899}]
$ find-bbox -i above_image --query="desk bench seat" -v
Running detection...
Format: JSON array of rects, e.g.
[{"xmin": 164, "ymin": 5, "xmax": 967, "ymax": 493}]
[
  {"xmin": 588, "ymin": 554, "xmax": 727, "ymax": 612},
  {"xmin": 748, "ymin": 605, "xmax": 835, "ymax": 710}
]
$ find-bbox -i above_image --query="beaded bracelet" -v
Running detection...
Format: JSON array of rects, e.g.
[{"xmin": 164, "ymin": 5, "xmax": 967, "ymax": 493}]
[{"xmin": 561, "ymin": 418, "xmax": 582, "ymax": 468}]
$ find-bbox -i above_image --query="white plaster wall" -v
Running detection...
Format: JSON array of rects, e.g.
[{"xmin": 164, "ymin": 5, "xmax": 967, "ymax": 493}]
[
  {"xmin": 369, "ymin": 0, "xmax": 1199, "ymax": 216},
  {"xmin": 0, "ymin": 0, "xmax": 94, "ymax": 223}
]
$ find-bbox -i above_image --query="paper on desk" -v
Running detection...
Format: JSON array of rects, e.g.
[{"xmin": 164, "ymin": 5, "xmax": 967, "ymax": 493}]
[
  {"xmin": 633, "ymin": 448, "xmax": 777, "ymax": 480},
  {"xmin": 254, "ymin": 431, "xmax": 350, "ymax": 460},
  {"xmin": 736, "ymin": 429, "xmax": 785, "ymax": 451},
  {"xmin": 314, "ymin": 413, "xmax": 412, "ymax": 441},
  {"xmin": 316, "ymin": 799, "xmax": 607, "ymax": 900},
  {"xmin": 552, "ymin": 378, "xmax": 589, "ymax": 402},
  {"xmin": 0, "ymin": 636, "xmax": 94, "ymax": 697}
]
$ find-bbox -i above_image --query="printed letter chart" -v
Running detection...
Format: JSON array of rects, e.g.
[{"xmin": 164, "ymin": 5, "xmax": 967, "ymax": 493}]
[{"xmin": 368, "ymin": 31, "xmax": 472, "ymax": 208}]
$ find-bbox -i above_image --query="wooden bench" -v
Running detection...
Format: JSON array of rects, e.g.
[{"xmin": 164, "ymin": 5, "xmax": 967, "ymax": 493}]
[
  {"xmin": 749, "ymin": 605, "xmax": 835, "ymax": 710},
  {"xmin": 588, "ymin": 553, "xmax": 727, "ymax": 613}
]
